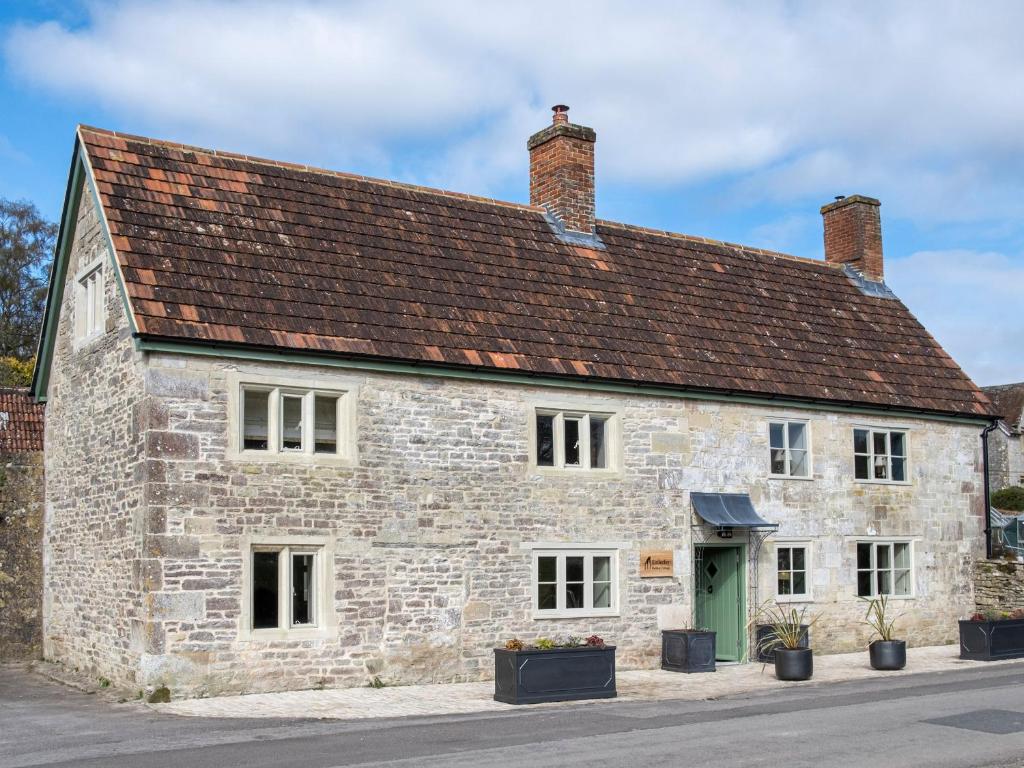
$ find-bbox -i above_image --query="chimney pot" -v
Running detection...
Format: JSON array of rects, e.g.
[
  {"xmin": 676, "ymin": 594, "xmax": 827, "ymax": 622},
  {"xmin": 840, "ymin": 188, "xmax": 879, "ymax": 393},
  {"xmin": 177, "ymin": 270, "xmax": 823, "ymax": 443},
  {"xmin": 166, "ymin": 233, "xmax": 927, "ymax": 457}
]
[
  {"xmin": 820, "ymin": 194, "xmax": 884, "ymax": 280},
  {"xmin": 527, "ymin": 106, "xmax": 597, "ymax": 234}
]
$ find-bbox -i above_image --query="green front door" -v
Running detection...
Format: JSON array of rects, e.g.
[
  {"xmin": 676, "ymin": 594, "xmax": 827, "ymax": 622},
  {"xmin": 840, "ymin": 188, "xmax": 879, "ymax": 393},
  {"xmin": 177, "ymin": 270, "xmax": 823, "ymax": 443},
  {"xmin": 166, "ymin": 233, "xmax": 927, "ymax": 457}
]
[{"xmin": 695, "ymin": 546, "xmax": 744, "ymax": 661}]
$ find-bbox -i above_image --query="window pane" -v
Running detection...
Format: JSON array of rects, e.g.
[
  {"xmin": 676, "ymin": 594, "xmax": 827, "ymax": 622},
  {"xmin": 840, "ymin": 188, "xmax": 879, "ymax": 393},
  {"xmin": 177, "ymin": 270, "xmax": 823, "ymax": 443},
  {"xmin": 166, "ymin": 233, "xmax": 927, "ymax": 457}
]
[
  {"xmin": 895, "ymin": 569, "xmax": 911, "ymax": 595},
  {"xmin": 854, "ymin": 429, "xmax": 868, "ymax": 454},
  {"xmin": 877, "ymin": 570, "xmax": 892, "ymax": 595},
  {"xmin": 877, "ymin": 544, "xmax": 891, "ymax": 569},
  {"xmin": 243, "ymin": 390, "xmax": 270, "ymax": 450},
  {"xmin": 314, "ymin": 394, "xmax": 338, "ymax": 454},
  {"xmin": 281, "ymin": 395, "xmax": 303, "ymax": 451},
  {"xmin": 291, "ymin": 553, "xmax": 314, "ymax": 626},
  {"xmin": 793, "ymin": 572, "xmax": 806, "ymax": 595},
  {"xmin": 536, "ymin": 414, "xmax": 555, "ymax": 466},
  {"xmin": 565, "ymin": 556, "xmax": 584, "ymax": 583},
  {"xmin": 537, "ymin": 583, "xmax": 557, "ymax": 610},
  {"xmin": 855, "ymin": 455, "xmax": 869, "ymax": 479},
  {"xmin": 778, "ymin": 574, "xmax": 791, "ymax": 595},
  {"xmin": 789, "ymin": 450, "xmax": 808, "ymax": 477},
  {"xmin": 894, "ymin": 543, "xmax": 910, "ymax": 569},
  {"xmin": 771, "ymin": 448, "xmax": 786, "ymax": 475},
  {"xmin": 564, "ymin": 582, "xmax": 584, "ymax": 608},
  {"xmin": 564, "ymin": 418, "xmax": 581, "ymax": 466},
  {"xmin": 590, "ymin": 417, "xmax": 607, "ymax": 469},
  {"xmin": 793, "ymin": 547, "xmax": 805, "ymax": 570},
  {"xmin": 891, "ymin": 457, "xmax": 906, "ymax": 482},
  {"xmin": 252, "ymin": 551, "xmax": 279, "ymax": 629},
  {"xmin": 857, "ymin": 571, "xmax": 873, "ymax": 597},
  {"xmin": 778, "ymin": 548, "xmax": 791, "ymax": 571},
  {"xmin": 769, "ymin": 422, "xmax": 785, "ymax": 449},
  {"xmin": 592, "ymin": 556, "xmax": 611, "ymax": 583},
  {"xmin": 857, "ymin": 543, "xmax": 872, "ymax": 569},
  {"xmin": 873, "ymin": 431, "xmax": 888, "ymax": 456},
  {"xmin": 593, "ymin": 582, "xmax": 611, "ymax": 608},
  {"xmin": 788, "ymin": 422, "xmax": 807, "ymax": 451},
  {"xmin": 890, "ymin": 432, "xmax": 906, "ymax": 457},
  {"xmin": 538, "ymin": 556, "xmax": 557, "ymax": 583}
]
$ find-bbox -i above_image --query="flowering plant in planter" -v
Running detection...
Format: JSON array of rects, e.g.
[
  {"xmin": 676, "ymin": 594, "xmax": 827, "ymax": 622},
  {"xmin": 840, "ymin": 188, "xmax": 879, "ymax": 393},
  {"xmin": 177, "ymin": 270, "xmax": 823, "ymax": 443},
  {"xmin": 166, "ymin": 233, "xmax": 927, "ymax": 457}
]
[
  {"xmin": 493, "ymin": 634, "xmax": 615, "ymax": 704},
  {"xmin": 968, "ymin": 608, "xmax": 1024, "ymax": 621}
]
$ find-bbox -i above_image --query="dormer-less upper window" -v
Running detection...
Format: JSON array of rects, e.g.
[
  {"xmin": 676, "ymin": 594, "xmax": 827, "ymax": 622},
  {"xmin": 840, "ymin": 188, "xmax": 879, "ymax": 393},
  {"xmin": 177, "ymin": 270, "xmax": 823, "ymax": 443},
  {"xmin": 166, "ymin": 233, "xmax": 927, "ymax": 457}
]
[{"xmin": 74, "ymin": 257, "xmax": 104, "ymax": 343}]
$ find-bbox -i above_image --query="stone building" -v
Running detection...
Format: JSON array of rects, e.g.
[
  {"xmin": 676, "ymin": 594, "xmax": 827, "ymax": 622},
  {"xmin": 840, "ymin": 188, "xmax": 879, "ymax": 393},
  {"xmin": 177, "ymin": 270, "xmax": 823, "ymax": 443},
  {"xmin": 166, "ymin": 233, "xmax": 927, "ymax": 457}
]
[
  {"xmin": 981, "ymin": 382, "xmax": 1024, "ymax": 491},
  {"xmin": 31, "ymin": 108, "xmax": 998, "ymax": 697},
  {"xmin": 0, "ymin": 387, "xmax": 45, "ymax": 660}
]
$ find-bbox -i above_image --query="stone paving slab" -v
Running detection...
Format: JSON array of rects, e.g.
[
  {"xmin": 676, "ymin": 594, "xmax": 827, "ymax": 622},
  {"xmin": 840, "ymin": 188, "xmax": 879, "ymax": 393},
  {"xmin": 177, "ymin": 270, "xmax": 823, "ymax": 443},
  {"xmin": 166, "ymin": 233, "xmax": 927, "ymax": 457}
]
[{"xmin": 154, "ymin": 645, "xmax": 1019, "ymax": 720}]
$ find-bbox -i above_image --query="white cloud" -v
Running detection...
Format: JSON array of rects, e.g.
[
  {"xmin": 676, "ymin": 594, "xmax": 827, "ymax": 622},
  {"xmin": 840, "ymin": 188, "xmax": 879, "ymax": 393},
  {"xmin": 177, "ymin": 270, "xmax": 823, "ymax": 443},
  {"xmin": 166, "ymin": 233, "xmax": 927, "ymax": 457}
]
[
  {"xmin": 6, "ymin": 0, "xmax": 1024, "ymax": 217},
  {"xmin": 887, "ymin": 250, "xmax": 1024, "ymax": 386}
]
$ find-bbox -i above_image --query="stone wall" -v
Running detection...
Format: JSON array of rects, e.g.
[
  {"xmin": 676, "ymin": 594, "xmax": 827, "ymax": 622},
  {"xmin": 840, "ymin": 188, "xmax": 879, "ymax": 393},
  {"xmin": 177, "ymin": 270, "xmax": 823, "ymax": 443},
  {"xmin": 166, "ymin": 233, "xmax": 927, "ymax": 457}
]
[
  {"xmin": 0, "ymin": 451, "xmax": 44, "ymax": 660},
  {"xmin": 974, "ymin": 560, "xmax": 1024, "ymax": 613},
  {"xmin": 131, "ymin": 351, "xmax": 985, "ymax": 697},
  {"xmin": 42, "ymin": 183, "xmax": 148, "ymax": 685}
]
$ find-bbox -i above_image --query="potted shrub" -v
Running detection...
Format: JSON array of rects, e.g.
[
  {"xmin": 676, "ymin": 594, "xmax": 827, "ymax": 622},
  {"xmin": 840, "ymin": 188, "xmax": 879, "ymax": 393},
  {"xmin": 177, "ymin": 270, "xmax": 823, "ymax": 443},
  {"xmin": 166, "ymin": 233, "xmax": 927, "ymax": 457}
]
[
  {"xmin": 661, "ymin": 628, "xmax": 716, "ymax": 673},
  {"xmin": 959, "ymin": 608, "xmax": 1024, "ymax": 661},
  {"xmin": 861, "ymin": 595, "xmax": 906, "ymax": 670},
  {"xmin": 493, "ymin": 634, "xmax": 616, "ymax": 704},
  {"xmin": 751, "ymin": 602, "xmax": 820, "ymax": 681}
]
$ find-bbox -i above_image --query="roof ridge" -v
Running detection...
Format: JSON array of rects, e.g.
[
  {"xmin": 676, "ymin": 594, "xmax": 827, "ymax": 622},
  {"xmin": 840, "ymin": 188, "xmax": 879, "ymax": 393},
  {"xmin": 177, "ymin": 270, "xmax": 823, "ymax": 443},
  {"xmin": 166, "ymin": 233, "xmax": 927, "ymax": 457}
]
[
  {"xmin": 77, "ymin": 125, "xmax": 544, "ymax": 216},
  {"xmin": 597, "ymin": 218, "xmax": 840, "ymax": 270}
]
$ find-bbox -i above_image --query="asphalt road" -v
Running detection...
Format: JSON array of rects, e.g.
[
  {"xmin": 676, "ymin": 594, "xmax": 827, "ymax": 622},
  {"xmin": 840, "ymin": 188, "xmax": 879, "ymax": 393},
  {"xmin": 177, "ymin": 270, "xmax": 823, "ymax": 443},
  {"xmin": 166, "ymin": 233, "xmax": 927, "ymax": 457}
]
[{"xmin": 2, "ymin": 662, "xmax": 1024, "ymax": 768}]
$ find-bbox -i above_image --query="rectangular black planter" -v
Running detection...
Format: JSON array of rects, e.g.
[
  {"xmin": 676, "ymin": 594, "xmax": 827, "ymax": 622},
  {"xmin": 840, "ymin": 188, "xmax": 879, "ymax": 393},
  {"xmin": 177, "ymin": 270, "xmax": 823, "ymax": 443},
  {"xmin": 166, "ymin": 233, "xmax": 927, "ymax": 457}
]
[
  {"xmin": 755, "ymin": 623, "xmax": 809, "ymax": 663},
  {"xmin": 661, "ymin": 630, "xmax": 716, "ymax": 673},
  {"xmin": 493, "ymin": 645, "xmax": 616, "ymax": 704},
  {"xmin": 959, "ymin": 618, "xmax": 1024, "ymax": 661}
]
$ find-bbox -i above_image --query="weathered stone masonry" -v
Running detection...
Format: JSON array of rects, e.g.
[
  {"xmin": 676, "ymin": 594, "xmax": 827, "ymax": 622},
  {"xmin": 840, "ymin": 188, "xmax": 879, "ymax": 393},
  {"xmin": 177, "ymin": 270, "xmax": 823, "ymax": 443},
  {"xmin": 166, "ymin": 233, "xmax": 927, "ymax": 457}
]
[
  {"xmin": 974, "ymin": 560, "xmax": 1024, "ymax": 613},
  {"xmin": 125, "ymin": 350, "xmax": 985, "ymax": 696},
  {"xmin": 0, "ymin": 449, "xmax": 44, "ymax": 660},
  {"xmin": 42, "ymin": 183, "xmax": 148, "ymax": 682}
]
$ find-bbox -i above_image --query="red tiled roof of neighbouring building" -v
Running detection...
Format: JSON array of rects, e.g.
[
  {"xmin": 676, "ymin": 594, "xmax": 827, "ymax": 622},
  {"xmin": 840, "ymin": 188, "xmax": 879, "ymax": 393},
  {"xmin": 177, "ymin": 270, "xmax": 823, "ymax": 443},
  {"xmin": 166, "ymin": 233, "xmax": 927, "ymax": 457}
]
[
  {"xmin": 982, "ymin": 383, "xmax": 1024, "ymax": 433},
  {"xmin": 0, "ymin": 388, "xmax": 44, "ymax": 452},
  {"xmin": 76, "ymin": 126, "xmax": 995, "ymax": 418}
]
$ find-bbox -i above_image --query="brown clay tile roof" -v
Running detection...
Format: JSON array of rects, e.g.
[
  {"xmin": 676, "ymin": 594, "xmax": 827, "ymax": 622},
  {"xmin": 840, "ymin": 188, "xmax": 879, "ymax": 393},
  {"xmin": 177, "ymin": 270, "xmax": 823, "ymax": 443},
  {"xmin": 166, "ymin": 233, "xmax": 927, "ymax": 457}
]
[
  {"xmin": 982, "ymin": 383, "xmax": 1024, "ymax": 432},
  {"xmin": 77, "ymin": 126, "xmax": 995, "ymax": 418},
  {"xmin": 0, "ymin": 388, "xmax": 44, "ymax": 452}
]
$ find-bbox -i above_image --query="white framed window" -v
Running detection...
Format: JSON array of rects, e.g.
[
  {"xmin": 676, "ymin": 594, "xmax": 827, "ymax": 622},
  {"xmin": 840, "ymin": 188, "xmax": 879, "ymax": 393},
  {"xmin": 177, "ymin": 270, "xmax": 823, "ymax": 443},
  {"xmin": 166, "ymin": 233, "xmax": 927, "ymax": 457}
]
[
  {"xmin": 775, "ymin": 542, "xmax": 811, "ymax": 600},
  {"xmin": 74, "ymin": 256, "xmax": 105, "ymax": 343},
  {"xmin": 251, "ymin": 545, "xmax": 320, "ymax": 631},
  {"xmin": 769, "ymin": 420, "xmax": 811, "ymax": 478},
  {"xmin": 854, "ymin": 428, "xmax": 908, "ymax": 482},
  {"xmin": 230, "ymin": 375, "xmax": 356, "ymax": 463},
  {"xmin": 534, "ymin": 409, "xmax": 616, "ymax": 471},
  {"xmin": 856, "ymin": 540, "xmax": 913, "ymax": 597},
  {"xmin": 530, "ymin": 547, "xmax": 620, "ymax": 618}
]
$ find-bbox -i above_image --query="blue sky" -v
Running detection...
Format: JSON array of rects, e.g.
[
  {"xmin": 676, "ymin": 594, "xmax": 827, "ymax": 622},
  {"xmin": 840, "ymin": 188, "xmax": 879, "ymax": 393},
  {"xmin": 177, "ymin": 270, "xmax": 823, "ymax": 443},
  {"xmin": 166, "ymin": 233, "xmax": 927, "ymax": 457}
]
[{"xmin": 1, "ymin": 1, "xmax": 1021, "ymax": 385}]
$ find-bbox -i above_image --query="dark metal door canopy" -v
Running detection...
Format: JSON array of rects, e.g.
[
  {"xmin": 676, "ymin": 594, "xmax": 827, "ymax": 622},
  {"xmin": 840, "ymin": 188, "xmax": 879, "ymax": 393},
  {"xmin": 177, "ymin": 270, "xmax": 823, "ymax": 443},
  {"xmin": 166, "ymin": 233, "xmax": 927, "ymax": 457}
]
[{"xmin": 690, "ymin": 492, "xmax": 779, "ymax": 536}]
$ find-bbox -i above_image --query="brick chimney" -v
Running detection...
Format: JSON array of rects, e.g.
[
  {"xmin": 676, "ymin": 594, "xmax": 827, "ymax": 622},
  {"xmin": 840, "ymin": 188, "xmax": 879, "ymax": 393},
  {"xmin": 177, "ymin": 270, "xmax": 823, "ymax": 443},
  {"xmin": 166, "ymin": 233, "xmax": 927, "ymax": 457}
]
[
  {"xmin": 528, "ymin": 105, "xmax": 597, "ymax": 235},
  {"xmin": 820, "ymin": 194, "xmax": 884, "ymax": 280}
]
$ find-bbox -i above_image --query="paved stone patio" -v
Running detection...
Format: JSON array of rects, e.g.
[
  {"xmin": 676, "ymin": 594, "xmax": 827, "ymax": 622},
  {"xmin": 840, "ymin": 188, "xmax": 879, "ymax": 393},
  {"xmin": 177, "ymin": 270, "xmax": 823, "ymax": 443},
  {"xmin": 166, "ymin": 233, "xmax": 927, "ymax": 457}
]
[{"xmin": 154, "ymin": 644, "xmax": 1020, "ymax": 720}]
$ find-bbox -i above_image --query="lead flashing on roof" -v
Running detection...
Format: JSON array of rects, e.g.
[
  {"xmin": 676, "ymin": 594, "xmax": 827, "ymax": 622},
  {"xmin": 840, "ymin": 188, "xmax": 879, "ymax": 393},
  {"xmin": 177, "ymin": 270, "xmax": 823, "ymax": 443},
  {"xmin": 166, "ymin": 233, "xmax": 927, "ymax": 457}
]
[
  {"xmin": 542, "ymin": 209, "xmax": 606, "ymax": 250},
  {"xmin": 842, "ymin": 263, "xmax": 897, "ymax": 299}
]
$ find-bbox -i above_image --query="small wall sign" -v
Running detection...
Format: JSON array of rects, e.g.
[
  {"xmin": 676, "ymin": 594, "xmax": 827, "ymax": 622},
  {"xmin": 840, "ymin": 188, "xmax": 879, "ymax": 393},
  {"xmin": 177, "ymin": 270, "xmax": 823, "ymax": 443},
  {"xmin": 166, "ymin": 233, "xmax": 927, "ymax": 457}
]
[{"xmin": 640, "ymin": 549, "xmax": 674, "ymax": 578}]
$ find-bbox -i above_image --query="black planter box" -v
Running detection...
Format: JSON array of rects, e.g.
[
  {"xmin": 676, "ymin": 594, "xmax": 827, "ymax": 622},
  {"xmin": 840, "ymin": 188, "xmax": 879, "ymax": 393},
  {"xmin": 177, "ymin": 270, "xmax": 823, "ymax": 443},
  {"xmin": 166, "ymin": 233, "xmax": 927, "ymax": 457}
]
[
  {"xmin": 959, "ymin": 618, "xmax": 1024, "ymax": 661},
  {"xmin": 774, "ymin": 647, "xmax": 813, "ymax": 681},
  {"xmin": 661, "ymin": 630, "xmax": 716, "ymax": 673},
  {"xmin": 755, "ymin": 624, "xmax": 809, "ymax": 663},
  {"xmin": 869, "ymin": 639, "xmax": 907, "ymax": 670},
  {"xmin": 493, "ymin": 645, "xmax": 616, "ymax": 704}
]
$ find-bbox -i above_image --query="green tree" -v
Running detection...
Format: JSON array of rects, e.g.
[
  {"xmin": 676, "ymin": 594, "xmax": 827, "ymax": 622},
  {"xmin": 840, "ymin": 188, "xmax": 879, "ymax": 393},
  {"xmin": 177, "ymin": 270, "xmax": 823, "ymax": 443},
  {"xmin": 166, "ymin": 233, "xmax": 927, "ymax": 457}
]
[
  {"xmin": 0, "ymin": 198, "xmax": 56, "ymax": 363},
  {"xmin": 992, "ymin": 486, "xmax": 1024, "ymax": 512}
]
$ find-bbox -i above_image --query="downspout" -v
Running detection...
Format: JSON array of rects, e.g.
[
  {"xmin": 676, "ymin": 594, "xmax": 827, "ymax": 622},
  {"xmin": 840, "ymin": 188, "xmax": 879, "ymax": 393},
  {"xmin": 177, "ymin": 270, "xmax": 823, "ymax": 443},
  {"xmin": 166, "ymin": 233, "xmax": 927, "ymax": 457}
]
[{"xmin": 981, "ymin": 420, "xmax": 999, "ymax": 560}]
